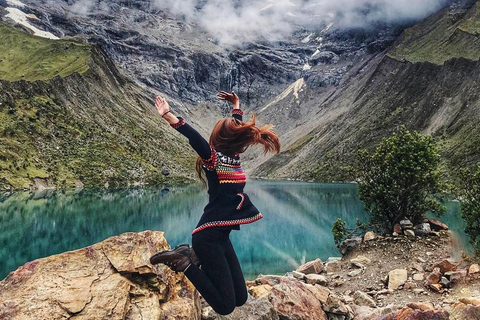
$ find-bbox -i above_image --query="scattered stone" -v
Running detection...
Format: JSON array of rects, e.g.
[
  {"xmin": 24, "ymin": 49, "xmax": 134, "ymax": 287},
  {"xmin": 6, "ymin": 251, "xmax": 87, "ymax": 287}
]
[
  {"xmin": 249, "ymin": 284, "xmax": 272, "ymax": 299},
  {"xmin": 404, "ymin": 229, "xmax": 415, "ymax": 237},
  {"xmin": 417, "ymin": 257, "xmax": 426, "ymax": 263},
  {"xmin": 426, "ymin": 267, "xmax": 442, "ymax": 285},
  {"xmin": 459, "ymin": 297, "xmax": 480, "ymax": 306},
  {"xmin": 469, "ymin": 264, "xmax": 480, "ymax": 275},
  {"xmin": 381, "ymin": 308, "xmax": 449, "ymax": 320},
  {"xmin": 439, "ymin": 276, "xmax": 450, "ymax": 289},
  {"xmin": 296, "ymin": 258, "xmax": 324, "ymax": 275},
  {"xmin": 348, "ymin": 269, "xmax": 363, "ymax": 277},
  {"xmin": 304, "ymin": 284, "xmax": 330, "ymax": 305},
  {"xmin": 450, "ymin": 302, "xmax": 480, "ymax": 319},
  {"xmin": 413, "ymin": 273, "xmax": 424, "ymax": 281},
  {"xmin": 202, "ymin": 295, "xmax": 278, "ymax": 320},
  {"xmin": 393, "ymin": 224, "xmax": 402, "ymax": 234},
  {"xmin": 354, "ymin": 290, "xmax": 377, "ymax": 308},
  {"xmin": 304, "ymin": 274, "xmax": 328, "ymax": 286},
  {"xmin": 429, "ymin": 283, "xmax": 443, "ymax": 292},
  {"xmin": 161, "ymin": 169, "xmax": 170, "ymax": 176},
  {"xmin": 403, "ymin": 281, "xmax": 417, "ymax": 290},
  {"xmin": 413, "ymin": 288, "xmax": 425, "ymax": 294},
  {"xmin": 445, "ymin": 269, "xmax": 467, "ymax": 284},
  {"xmin": 388, "ymin": 269, "xmax": 408, "ymax": 290},
  {"xmin": 325, "ymin": 260, "xmax": 342, "ymax": 274},
  {"xmin": 400, "ymin": 219, "xmax": 413, "ymax": 229},
  {"xmin": 339, "ymin": 237, "xmax": 363, "ymax": 255},
  {"xmin": 364, "ymin": 231, "xmax": 377, "ymax": 242},
  {"xmin": 433, "ymin": 259, "xmax": 457, "ymax": 273},
  {"xmin": 377, "ymin": 289, "xmax": 393, "ymax": 295},
  {"xmin": 292, "ymin": 270, "xmax": 305, "ymax": 280},
  {"xmin": 323, "ymin": 295, "xmax": 350, "ymax": 316},
  {"xmin": 333, "ymin": 279, "xmax": 346, "ymax": 287},
  {"xmin": 414, "ymin": 223, "xmax": 431, "ymax": 237},
  {"xmin": 407, "ymin": 302, "xmax": 434, "ymax": 311},
  {"xmin": 425, "ymin": 218, "xmax": 449, "ymax": 231},
  {"xmin": 350, "ymin": 255, "xmax": 372, "ymax": 268},
  {"xmin": 411, "ymin": 263, "xmax": 425, "ymax": 273}
]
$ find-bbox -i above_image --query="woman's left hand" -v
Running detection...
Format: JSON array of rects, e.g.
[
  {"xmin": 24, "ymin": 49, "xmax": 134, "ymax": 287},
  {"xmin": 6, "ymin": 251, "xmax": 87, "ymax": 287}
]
[{"xmin": 217, "ymin": 91, "xmax": 240, "ymax": 109}]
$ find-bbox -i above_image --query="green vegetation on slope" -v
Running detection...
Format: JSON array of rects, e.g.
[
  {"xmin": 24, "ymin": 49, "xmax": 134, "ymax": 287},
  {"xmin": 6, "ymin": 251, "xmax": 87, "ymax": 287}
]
[
  {"xmin": 387, "ymin": 3, "xmax": 480, "ymax": 65},
  {"xmin": 0, "ymin": 22, "xmax": 196, "ymax": 190},
  {"xmin": 0, "ymin": 22, "xmax": 90, "ymax": 81}
]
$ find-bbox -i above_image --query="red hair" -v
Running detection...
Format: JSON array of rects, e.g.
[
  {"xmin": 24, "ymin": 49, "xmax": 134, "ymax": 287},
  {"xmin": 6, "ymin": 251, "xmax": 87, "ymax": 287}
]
[{"xmin": 195, "ymin": 114, "xmax": 280, "ymax": 184}]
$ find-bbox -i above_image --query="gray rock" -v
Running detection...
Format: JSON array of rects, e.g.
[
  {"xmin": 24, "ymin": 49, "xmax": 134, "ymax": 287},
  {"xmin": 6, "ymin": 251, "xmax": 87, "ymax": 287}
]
[
  {"xmin": 414, "ymin": 223, "xmax": 431, "ymax": 236},
  {"xmin": 404, "ymin": 229, "xmax": 416, "ymax": 237},
  {"xmin": 348, "ymin": 269, "xmax": 363, "ymax": 277},
  {"xmin": 339, "ymin": 237, "xmax": 362, "ymax": 255},
  {"xmin": 440, "ymin": 276, "xmax": 451, "ymax": 288},
  {"xmin": 400, "ymin": 219, "xmax": 413, "ymax": 229},
  {"xmin": 350, "ymin": 255, "xmax": 372, "ymax": 268},
  {"xmin": 309, "ymin": 51, "xmax": 340, "ymax": 65},
  {"xmin": 292, "ymin": 270, "xmax": 305, "ymax": 280},
  {"xmin": 304, "ymin": 274, "xmax": 328, "ymax": 286},
  {"xmin": 353, "ymin": 290, "xmax": 377, "ymax": 308}
]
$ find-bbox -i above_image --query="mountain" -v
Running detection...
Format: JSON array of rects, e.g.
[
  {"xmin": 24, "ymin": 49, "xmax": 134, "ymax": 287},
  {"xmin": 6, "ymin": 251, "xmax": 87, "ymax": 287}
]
[
  {"xmin": 1, "ymin": 0, "xmax": 479, "ymax": 188},
  {"xmin": 252, "ymin": 0, "xmax": 480, "ymax": 181},
  {"xmin": 0, "ymin": 22, "xmax": 196, "ymax": 191}
]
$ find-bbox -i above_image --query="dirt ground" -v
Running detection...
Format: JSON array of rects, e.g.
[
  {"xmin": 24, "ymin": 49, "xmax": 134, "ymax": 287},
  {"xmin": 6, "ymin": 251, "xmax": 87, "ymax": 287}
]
[{"xmin": 329, "ymin": 231, "xmax": 480, "ymax": 308}]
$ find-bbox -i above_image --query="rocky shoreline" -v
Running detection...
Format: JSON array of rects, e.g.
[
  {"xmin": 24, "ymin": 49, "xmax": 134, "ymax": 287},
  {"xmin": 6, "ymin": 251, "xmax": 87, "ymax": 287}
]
[{"xmin": 1, "ymin": 226, "xmax": 479, "ymax": 320}]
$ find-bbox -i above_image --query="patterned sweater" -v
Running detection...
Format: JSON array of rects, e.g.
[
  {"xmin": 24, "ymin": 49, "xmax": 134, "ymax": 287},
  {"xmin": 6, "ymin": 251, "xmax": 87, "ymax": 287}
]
[{"xmin": 172, "ymin": 109, "xmax": 263, "ymax": 234}]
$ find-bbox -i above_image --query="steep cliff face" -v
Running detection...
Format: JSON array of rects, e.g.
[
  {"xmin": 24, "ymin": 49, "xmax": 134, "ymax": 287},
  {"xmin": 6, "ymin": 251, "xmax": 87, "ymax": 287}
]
[
  {"xmin": 252, "ymin": 1, "xmax": 480, "ymax": 181},
  {"xmin": 0, "ymin": 22, "xmax": 196, "ymax": 190}
]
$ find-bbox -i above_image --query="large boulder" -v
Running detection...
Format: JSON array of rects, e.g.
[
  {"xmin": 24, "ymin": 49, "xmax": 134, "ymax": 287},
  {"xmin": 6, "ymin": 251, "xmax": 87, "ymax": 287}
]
[
  {"xmin": 0, "ymin": 231, "xmax": 201, "ymax": 320},
  {"xmin": 248, "ymin": 276, "xmax": 329, "ymax": 320}
]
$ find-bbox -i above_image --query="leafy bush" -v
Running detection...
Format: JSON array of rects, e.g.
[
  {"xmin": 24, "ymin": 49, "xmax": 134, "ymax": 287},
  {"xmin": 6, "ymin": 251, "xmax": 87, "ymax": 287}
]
[
  {"xmin": 357, "ymin": 126, "xmax": 444, "ymax": 233},
  {"xmin": 457, "ymin": 164, "xmax": 480, "ymax": 255},
  {"xmin": 332, "ymin": 218, "xmax": 347, "ymax": 246}
]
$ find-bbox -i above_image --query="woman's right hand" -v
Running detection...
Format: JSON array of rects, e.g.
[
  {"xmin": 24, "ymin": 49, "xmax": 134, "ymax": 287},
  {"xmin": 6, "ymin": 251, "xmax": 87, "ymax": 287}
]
[{"xmin": 155, "ymin": 96, "xmax": 170, "ymax": 117}]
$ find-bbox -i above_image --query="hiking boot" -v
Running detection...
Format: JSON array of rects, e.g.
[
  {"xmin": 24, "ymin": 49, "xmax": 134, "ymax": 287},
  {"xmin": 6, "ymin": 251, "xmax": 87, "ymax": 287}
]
[
  {"xmin": 150, "ymin": 244, "xmax": 200, "ymax": 272},
  {"xmin": 172, "ymin": 244, "xmax": 201, "ymax": 267}
]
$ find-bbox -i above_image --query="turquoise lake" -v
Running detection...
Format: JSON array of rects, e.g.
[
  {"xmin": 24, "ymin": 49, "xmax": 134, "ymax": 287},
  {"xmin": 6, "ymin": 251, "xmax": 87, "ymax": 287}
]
[{"xmin": 0, "ymin": 181, "xmax": 468, "ymax": 280}]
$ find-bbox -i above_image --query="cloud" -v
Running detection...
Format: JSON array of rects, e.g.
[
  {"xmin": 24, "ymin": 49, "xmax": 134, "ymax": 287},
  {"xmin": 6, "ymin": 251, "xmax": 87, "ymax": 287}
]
[{"xmin": 152, "ymin": 0, "xmax": 449, "ymax": 46}]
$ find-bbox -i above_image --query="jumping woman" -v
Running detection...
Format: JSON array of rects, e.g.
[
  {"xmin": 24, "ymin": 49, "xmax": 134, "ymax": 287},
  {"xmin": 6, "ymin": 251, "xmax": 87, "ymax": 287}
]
[{"xmin": 150, "ymin": 92, "xmax": 280, "ymax": 315}]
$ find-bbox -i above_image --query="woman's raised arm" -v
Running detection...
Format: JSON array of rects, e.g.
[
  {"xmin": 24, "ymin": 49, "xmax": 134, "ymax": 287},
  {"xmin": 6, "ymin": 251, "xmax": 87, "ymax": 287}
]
[{"xmin": 155, "ymin": 96, "xmax": 212, "ymax": 160}]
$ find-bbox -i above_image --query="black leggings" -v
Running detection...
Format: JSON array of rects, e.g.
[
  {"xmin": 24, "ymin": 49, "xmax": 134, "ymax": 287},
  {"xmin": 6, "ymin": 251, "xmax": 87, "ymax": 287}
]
[{"xmin": 184, "ymin": 227, "xmax": 248, "ymax": 315}]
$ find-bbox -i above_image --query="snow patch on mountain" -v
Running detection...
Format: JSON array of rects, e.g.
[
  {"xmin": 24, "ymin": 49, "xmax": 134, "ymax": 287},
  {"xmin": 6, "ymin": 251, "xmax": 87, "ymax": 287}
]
[{"xmin": 5, "ymin": 6, "xmax": 59, "ymax": 39}]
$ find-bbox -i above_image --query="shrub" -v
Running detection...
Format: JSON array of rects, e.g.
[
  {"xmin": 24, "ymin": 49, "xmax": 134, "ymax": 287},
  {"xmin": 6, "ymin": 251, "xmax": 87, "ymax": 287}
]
[
  {"xmin": 332, "ymin": 218, "xmax": 347, "ymax": 246},
  {"xmin": 357, "ymin": 126, "xmax": 444, "ymax": 233},
  {"xmin": 457, "ymin": 164, "xmax": 480, "ymax": 255}
]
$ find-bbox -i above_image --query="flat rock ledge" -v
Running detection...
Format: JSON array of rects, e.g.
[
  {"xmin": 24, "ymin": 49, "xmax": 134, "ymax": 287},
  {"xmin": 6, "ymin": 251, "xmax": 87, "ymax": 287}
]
[{"xmin": 0, "ymin": 231, "xmax": 201, "ymax": 320}]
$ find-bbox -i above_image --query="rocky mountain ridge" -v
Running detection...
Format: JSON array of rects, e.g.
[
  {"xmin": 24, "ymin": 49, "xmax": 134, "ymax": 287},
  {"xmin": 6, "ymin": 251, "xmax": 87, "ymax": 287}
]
[{"xmin": 1, "ymin": 0, "xmax": 479, "ymax": 186}]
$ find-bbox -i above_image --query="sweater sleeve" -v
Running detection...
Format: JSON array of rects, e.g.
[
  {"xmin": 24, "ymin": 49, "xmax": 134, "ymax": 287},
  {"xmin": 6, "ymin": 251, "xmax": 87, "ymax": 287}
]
[
  {"xmin": 171, "ymin": 118, "xmax": 212, "ymax": 160},
  {"xmin": 232, "ymin": 109, "xmax": 243, "ymax": 121}
]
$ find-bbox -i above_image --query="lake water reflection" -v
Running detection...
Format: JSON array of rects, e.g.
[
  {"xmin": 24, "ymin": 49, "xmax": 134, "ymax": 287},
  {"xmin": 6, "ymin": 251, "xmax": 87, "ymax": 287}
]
[{"xmin": 0, "ymin": 181, "xmax": 467, "ymax": 280}]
